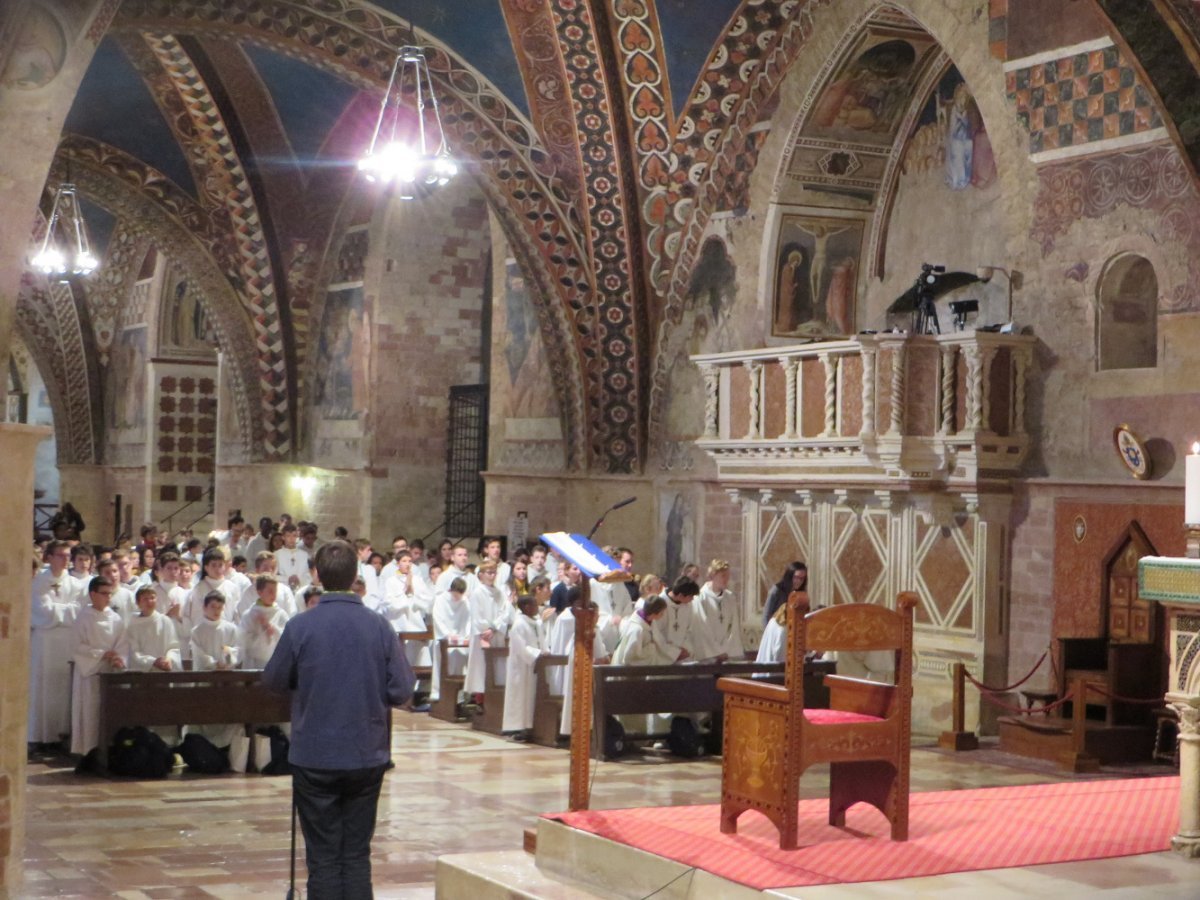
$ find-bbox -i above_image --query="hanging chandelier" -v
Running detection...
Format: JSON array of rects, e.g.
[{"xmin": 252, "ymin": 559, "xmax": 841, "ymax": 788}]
[
  {"xmin": 30, "ymin": 182, "xmax": 98, "ymax": 277},
  {"xmin": 358, "ymin": 45, "xmax": 458, "ymax": 191}
]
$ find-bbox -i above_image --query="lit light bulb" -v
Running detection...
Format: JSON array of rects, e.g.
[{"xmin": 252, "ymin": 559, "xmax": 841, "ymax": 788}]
[
  {"xmin": 31, "ymin": 246, "xmax": 66, "ymax": 275},
  {"xmin": 430, "ymin": 155, "xmax": 458, "ymax": 186},
  {"xmin": 74, "ymin": 251, "xmax": 99, "ymax": 275}
]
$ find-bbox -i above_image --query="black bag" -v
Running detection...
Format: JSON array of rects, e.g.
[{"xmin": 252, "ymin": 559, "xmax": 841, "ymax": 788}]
[
  {"xmin": 177, "ymin": 733, "xmax": 230, "ymax": 774},
  {"xmin": 603, "ymin": 715, "xmax": 626, "ymax": 759},
  {"xmin": 109, "ymin": 726, "xmax": 174, "ymax": 778},
  {"xmin": 258, "ymin": 726, "xmax": 291, "ymax": 776},
  {"xmin": 667, "ymin": 716, "xmax": 702, "ymax": 758}
]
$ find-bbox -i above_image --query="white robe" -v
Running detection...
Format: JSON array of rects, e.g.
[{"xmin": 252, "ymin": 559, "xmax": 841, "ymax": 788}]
[
  {"xmin": 590, "ymin": 579, "xmax": 634, "ymax": 656},
  {"xmin": 465, "ymin": 583, "xmax": 511, "ymax": 694},
  {"xmin": 70, "ymin": 606, "xmax": 129, "ymax": 754},
  {"xmin": 502, "ymin": 614, "xmax": 541, "ymax": 732},
  {"xmin": 188, "ymin": 617, "xmax": 242, "ymax": 747},
  {"xmin": 383, "ymin": 572, "xmax": 435, "ymax": 671},
  {"xmin": 432, "ymin": 592, "xmax": 471, "ymax": 680},
  {"xmin": 29, "ymin": 569, "xmax": 81, "ymax": 743},
  {"xmin": 274, "ymin": 547, "xmax": 311, "ymax": 589},
  {"xmin": 239, "ymin": 603, "xmax": 289, "ymax": 668},
  {"xmin": 755, "ymin": 616, "xmax": 786, "ymax": 664},
  {"xmin": 654, "ymin": 597, "xmax": 695, "ymax": 662},
  {"xmin": 108, "ymin": 585, "xmax": 137, "ymax": 625},
  {"xmin": 183, "ymin": 578, "xmax": 240, "ymax": 641},
  {"xmin": 692, "ymin": 583, "xmax": 743, "ymax": 662},
  {"xmin": 238, "ymin": 580, "xmax": 297, "ymax": 621},
  {"xmin": 613, "ymin": 614, "xmax": 675, "ymax": 666},
  {"xmin": 548, "ymin": 608, "xmax": 606, "ymax": 736},
  {"xmin": 128, "ymin": 611, "xmax": 182, "ymax": 672}
]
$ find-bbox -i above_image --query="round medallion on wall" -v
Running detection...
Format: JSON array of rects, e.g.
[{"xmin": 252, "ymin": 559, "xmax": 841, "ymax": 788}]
[
  {"xmin": 1073, "ymin": 515, "xmax": 1087, "ymax": 543},
  {"xmin": 1113, "ymin": 424, "xmax": 1151, "ymax": 480}
]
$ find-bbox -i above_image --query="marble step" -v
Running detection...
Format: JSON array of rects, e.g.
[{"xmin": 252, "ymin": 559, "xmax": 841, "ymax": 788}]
[{"xmin": 435, "ymin": 849, "xmax": 611, "ymax": 899}]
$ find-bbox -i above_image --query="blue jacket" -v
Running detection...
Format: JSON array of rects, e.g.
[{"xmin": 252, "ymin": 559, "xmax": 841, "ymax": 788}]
[{"xmin": 263, "ymin": 592, "xmax": 414, "ymax": 769}]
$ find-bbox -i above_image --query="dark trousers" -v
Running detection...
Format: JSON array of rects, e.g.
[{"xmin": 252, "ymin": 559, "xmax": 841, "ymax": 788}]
[{"xmin": 292, "ymin": 763, "xmax": 388, "ymax": 900}]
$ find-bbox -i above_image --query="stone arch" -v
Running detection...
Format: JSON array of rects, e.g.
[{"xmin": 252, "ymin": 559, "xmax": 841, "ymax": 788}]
[
  {"xmin": 52, "ymin": 138, "xmax": 263, "ymax": 459},
  {"xmin": 109, "ymin": 0, "xmax": 592, "ymax": 470},
  {"xmin": 1095, "ymin": 252, "xmax": 1159, "ymax": 371}
]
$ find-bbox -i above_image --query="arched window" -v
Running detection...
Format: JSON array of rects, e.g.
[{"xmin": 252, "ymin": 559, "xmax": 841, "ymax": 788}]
[{"xmin": 1097, "ymin": 254, "xmax": 1158, "ymax": 371}]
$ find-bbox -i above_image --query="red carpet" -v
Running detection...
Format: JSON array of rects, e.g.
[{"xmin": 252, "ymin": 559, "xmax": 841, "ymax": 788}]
[{"xmin": 550, "ymin": 776, "xmax": 1178, "ymax": 890}]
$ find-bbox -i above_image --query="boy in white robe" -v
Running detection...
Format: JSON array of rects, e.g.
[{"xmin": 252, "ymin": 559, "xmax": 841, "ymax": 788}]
[
  {"xmin": 654, "ymin": 578, "xmax": 700, "ymax": 663},
  {"xmin": 547, "ymin": 586, "xmax": 609, "ymax": 737},
  {"xmin": 480, "ymin": 537, "xmax": 512, "ymax": 599},
  {"xmin": 239, "ymin": 576, "xmax": 290, "ymax": 668},
  {"xmin": 188, "ymin": 592, "xmax": 242, "ymax": 748},
  {"xmin": 465, "ymin": 562, "xmax": 512, "ymax": 700},
  {"xmin": 273, "ymin": 523, "xmax": 310, "ymax": 590},
  {"xmin": 692, "ymin": 560, "xmax": 744, "ymax": 662},
  {"xmin": 30, "ymin": 540, "xmax": 82, "ymax": 746},
  {"xmin": 432, "ymin": 577, "xmax": 472, "ymax": 705},
  {"xmin": 435, "ymin": 544, "xmax": 474, "ymax": 593},
  {"xmin": 590, "ymin": 577, "xmax": 634, "ymax": 657},
  {"xmin": 70, "ymin": 576, "xmax": 130, "ymax": 756},
  {"xmin": 127, "ymin": 586, "xmax": 183, "ymax": 744},
  {"xmin": 95, "ymin": 559, "xmax": 136, "ymax": 624},
  {"xmin": 183, "ymin": 549, "xmax": 240, "ymax": 640},
  {"xmin": 383, "ymin": 551, "xmax": 436, "ymax": 695},
  {"xmin": 502, "ymin": 595, "xmax": 542, "ymax": 740},
  {"xmin": 239, "ymin": 551, "xmax": 297, "ymax": 620},
  {"xmin": 612, "ymin": 596, "xmax": 673, "ymax": 665}
]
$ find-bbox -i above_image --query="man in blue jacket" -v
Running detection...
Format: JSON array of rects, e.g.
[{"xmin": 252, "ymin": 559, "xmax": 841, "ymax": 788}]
[{"xmin": 264, "ymin": 539, "xmax": 414, "ymax": 899}]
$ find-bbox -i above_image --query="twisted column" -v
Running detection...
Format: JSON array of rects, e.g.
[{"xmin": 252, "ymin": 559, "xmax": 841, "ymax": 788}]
[
  {"xmin": 938, "ymin": 345, "xmax": 956, "ymax": 435},
  {"xmin": 784, "ymin": 358, "xmax": 799, "ymax": 439},
  {"xmin": 979, "ymin": 345, "xmax": 998, "ymax": 433},
  {"xmin": 860, "ymin": 347, "xmax": 876, "ymax": 438},
  {"xmin": 963, "ymin": 344, "xmax": 983, "ymax": 433},
  {"xmin": 888, "ymin": 344, "xmax": 906, "ymax": 435},
  {"xmin": 746, "ymin": 361, "xmax": 762, "ymax": 440},
  {"xmin": 820, "ymin": 353, "xmax": 838, "ymax": 437},
  {"xmin": 702, "ymin": 364, "xmax": 719, "ymax": 439},
  {"xmin": 1013, "ymin": 347, "xmax": 1032, "ymax": 436}
]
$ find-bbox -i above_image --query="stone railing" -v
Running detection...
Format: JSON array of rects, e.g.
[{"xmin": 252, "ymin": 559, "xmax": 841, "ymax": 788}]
[{"xmin": 691, "ymin": 331, "xmax": 1036, "ymax": 486}]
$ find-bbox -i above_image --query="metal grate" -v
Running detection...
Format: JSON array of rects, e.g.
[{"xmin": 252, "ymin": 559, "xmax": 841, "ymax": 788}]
[{"xmin": 444, "ymin": 384, "xmax": 488, "ymax": 537}]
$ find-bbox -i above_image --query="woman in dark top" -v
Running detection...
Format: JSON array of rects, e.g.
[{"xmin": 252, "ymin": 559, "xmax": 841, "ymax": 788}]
[{"xmin": 762, "ymin": 562, "xmax": 807, "ymax": 627}]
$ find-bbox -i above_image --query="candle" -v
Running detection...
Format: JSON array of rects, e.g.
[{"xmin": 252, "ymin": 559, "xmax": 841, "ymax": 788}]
[{"xmin": 1187, "ymin": 442, "xmax": 1200, "ymax": 525}]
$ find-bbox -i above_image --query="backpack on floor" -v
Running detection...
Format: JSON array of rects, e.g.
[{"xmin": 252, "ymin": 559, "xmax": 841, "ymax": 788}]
[
  {"xmin": 177, "ymin": 733, "xmax": 230, "ymax": 774},
  {"xmin": 603, "ymin": 716, "xmax": 626, "ymax": 759},
  {"xmin": 667, "ymin": 716, "xmax": 702, "ymax": 758},
  {"xmin": 109, "ymin": 726, "xmax": 174, "ymax": 778},
  {"xmin": 259, "ymin": 726, "xmax": 292, "ymax": 776}
]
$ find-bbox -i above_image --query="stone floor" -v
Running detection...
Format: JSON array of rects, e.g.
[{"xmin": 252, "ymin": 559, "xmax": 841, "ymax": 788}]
[{"xmin": 18, "ymin": 714, "xmax": 1197, "ymax": 898}]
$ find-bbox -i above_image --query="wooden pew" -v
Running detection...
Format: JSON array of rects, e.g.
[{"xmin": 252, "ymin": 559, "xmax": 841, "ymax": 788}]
[
  {"xmin": 591, "ymin": 660, "xmax": 836, "ymax": 760},
  {"xmin": 430, "ymin": 640, "xmax": 468, "ymax": 722},
  {"xmin": 531, "ymin": 654, "xmax": 569, "ymax": 746},
  {"xmin": 398, "ymin": 626, "xmax": 435, "ymax": 689},
  {"xmin": 98, "ymin": 669, "xmax": 290, "ymax": 768},
  {"xmin": 471, "ymin": 646, "xmax": 508, "ymax": 735},
  {"xmin": 718, "ymin": 593, "xmax": 916, "ymax": 849}
]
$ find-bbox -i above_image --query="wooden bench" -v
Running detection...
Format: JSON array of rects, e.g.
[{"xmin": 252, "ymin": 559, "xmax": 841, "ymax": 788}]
[
  {"xmin": 531, "ymin": 654, "xmax": 569, "ymax": 746},
  {"xmin": 98, "ymin": 669, "xmax": 290, "ymax": 769},
  {"xmin": 591, "ymin": 660, "xmax": 836, "ymax": 760},
  {"xmin": 430, "ymin": 640, "xmax": 468, "ymax": 722}
]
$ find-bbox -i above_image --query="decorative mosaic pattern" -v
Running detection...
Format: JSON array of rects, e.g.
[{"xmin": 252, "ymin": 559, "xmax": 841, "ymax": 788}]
[
  {"xmin": 1030, "ymin": 141, "xmax": 1200, "ymax": 311},
  {"xmin": 141, "ymin": 33, "xmax": 292, "ymax": 458},
  {"xmin": 156, "ymin": 370, "xmax": 218, "ymax": 477},
  {"xmin": 113, "ymin": 0, "xmax": 593, "ymax": 470},
  {"xmin": 86, "ymin": 0, "xmax": 123, "ymax": 44},
  {"xmin": 1006, "ymin": 43, "xmax": 1163, "ymax": 156},
  {"xmin": 14, "ymin": 277, "xmax": 98, "ymax": 465},
  {"xmin": 501, "ymin": 0, "xmax": 584, "ymax": 200},
  {"xmin": 609, "ymin": 0, "xmax": 673, "ymax": 202},
  {"xmin": 85, "ymin": 218, "xmax": 152, "ymax": 364},
  {"xmin": 548, "ymin": 0, "xmax": 642, "ymax": 472}
]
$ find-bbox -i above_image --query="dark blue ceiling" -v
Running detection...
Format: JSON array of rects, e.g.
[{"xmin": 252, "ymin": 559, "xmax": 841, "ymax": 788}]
[
  {"xmin": 656, "ymin": 0, "xmax": 744, "ymax": 115},
  {"xmin": 242, "ymin": 44, "xmax": 359, "ymax": 163},
  {"xmin": 64, "ymin": 36, "xmax": 197, "ymax": 197},
  {"xmin": 373, "ymin": 0, "xmax": 528, "ymax": 115}
]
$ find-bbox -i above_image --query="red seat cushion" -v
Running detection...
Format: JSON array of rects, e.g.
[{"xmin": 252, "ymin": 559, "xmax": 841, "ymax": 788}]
[{"xmin": 802, "ymin": 708, "xmax": 884, "ymax": 725}]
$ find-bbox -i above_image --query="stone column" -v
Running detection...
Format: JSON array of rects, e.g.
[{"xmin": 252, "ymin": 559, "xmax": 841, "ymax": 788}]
[
  {"xmin": 1168, "ymin": 694, "xmax": 1200, "ymax": 857},
  {"xmin": 0, "ymin": 423, "xmax": 52, "ymax": 894}
]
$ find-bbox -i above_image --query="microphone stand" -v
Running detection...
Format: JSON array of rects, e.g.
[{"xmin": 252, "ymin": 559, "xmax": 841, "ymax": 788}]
[{"xmin": 586, "ymin": 497, "xmax": 636, "ymax": 541}]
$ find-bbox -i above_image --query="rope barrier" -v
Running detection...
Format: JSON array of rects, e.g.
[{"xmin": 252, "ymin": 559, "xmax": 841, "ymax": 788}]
[
  {"xmin": 1086, "ymin": 684, "xmax": 1166, "ymax": 706},
  {"xmin": 975, "ymin": 688, "xmax": 1076, "ymax": 717},
  {"xmin": 961, "ymin": 650, "xmax": 1048, "ymax": 694}
]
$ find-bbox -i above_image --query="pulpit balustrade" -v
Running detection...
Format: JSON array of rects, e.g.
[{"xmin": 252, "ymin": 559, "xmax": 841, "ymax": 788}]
[{"xmin": 692, "ymin": 332, "xmax": 1035, "ymax": 486}]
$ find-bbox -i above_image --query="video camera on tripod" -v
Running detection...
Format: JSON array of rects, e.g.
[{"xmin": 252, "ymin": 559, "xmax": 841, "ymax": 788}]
[{"xmin": 914, "ymin": 263, "xmax": 945, "ymax": 335}]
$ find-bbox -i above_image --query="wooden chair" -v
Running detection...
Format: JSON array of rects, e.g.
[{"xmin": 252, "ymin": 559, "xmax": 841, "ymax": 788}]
[{"xmin": 718, "ymin": 591, "xmax": 916, "ymax": 850}]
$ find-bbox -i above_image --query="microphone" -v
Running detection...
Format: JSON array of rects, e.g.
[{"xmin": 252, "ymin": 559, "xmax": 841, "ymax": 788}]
[
  {"xmin": 611, "ymin": 496, "xmax": 637, "ymax": 510},
  {"xmin": 586, "ymin": 496, "xmax": 639, "ymax": 540}
]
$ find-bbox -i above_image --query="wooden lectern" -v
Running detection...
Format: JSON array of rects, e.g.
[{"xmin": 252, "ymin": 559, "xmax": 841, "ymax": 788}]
[{"xmin": 541, "ymin": 532, "xmax": 631, "ymax": 811}]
